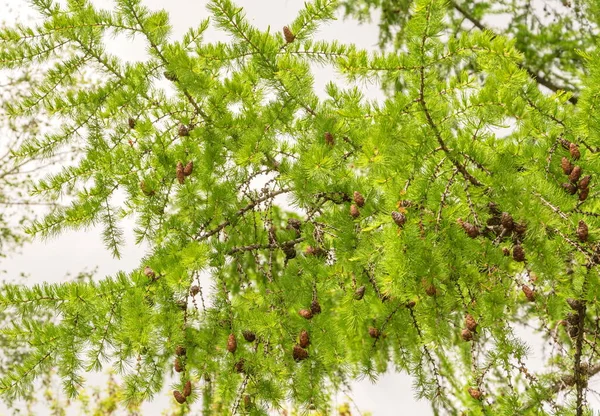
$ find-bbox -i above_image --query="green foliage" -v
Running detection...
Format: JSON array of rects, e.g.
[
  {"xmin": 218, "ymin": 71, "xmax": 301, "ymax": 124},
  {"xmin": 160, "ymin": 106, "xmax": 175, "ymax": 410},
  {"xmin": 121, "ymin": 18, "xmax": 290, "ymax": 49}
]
[{"xmin": 2, "ymin": 0, "xmax": 600, "ymax": 414}]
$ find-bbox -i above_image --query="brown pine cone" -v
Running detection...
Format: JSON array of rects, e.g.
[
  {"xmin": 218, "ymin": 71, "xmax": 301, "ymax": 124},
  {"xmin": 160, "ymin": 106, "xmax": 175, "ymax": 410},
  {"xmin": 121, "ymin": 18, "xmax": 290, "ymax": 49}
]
[
  {"xmin": 304, "ymin": 246, "xmax": 325, "ymax": 257},
  {"xmin": 522, "ymin": 285, "xmax": 535, "ymax": 302},
  {"xmin": 569, "ymin": 166, "xmax": 582, "ymax": 183},
  {"xmin": 461, "ymin": 221, "xmax": 480, "ymax": 238},
  {"xmin": 488, "ymin": 202, "xmax": 501, "ymax": 216},
  {"xmin": 183, "ymin": 161, "xmax": 193, "ymax": 176},
  {"xmin": 579, "ymin": 175, "xmax": 591, "ymax": 189},
  {"xmin": 422, "ymin": 279, "xmax": 437, "ymax": 296},
  {"xmin": 242, "ymin": 330, "xmax": 256, "ymax": 342},
  {"xmin": 144, "ymin": 265, "xmax": 156, "ymax": 280},
  {"xmin": 178, "ymin": 124, "xmax": 190, "ymax": 137},
  {"xmin": 562, "ymin": 182, "xmax": 577, "ymax": 195},
  {"xmin": 406, "ymin": 300, "xmax": 416, "ymax": 308},
  {"xmin": 465, "ymin": 314, "xmax": 478, "ymax": 331},
  {"xmin": 173, "ymin": 390, "xmax": 186, "ymax": 404},
  {"xmin": 283, "ymin": 26, "xmax": 295, "ymax": 43},
  {"xmin": 514, "ymin": 222, "xmax": 527, "ymax": 238},
  {"xmin": 513, "ymin": 244, "xmax": 525, "ymax": 262},
  {"xmin": 350, "ymin": 204, "xmax": 360, "ymax": 218},
  {"xmin": 461, "ymin": 328, "xmax": 473, "ymax": 341},
  {"xmin": 174, "ymin": 357, "xmax": 184, "ymax": 372},
  {"xmin": 299, "ymin": 309, "xmax": 313, "ymax": 320},
  {"xmin": 368, "ymin": 327, "xmax": 380, "ymax": 338},
  {"xmin": 579, "ymin": 187, "xmax": 589, "ymax": 201},
  {"xmin": 176, "ymin": 162, "xmax": 185, "ymax": 184},
  {"xmin": 353, "ymin": 191, "xmax": 365, "ymax": 207},
  {"xmin": 190, "ymin": 285, "xmax": 200, "ymax": 296},
  {"xmin": 324, "ymin": 131, "xmax": 335, "ymax": 146},
  {"xmin": 283, "ymin": 245, "xmax": 297, "ymax": 260},
  {"xmin": 391, "ymin": 211, "xmax": 406, "ymax": 227},
  {"xmin": 354, "ymin": 285, "xmax": 366, "ymax": 300},
  {"xmin": 175, "ymin": 345, "xmax": 186, "ymax": 356},
  {"xmin": 501, "ymin": 212, "xmax": 514, "ymax": 230},
  {"xmin": 292, "ymin": 344, "xmax": 308, "ymax": 361},
  {"xmin": 234, "ymin": 358, "xmax": 245, "ymax": 373},
  {"xmin": 570, "ymin": 142, "xmax": 581, "ymax": 160},
  {"xmin": 287, "ymin": 218, "xmax": 302, "ymax": 234},
  {"xmin": 310, "ymin": 299, "xmax": 322, "ymax": 315},
  {"xmin": 183, "ymin": 380, "xmax": 192, "ymax": 397},
  {"xmin": 502, "ymin": 247, "xmax": 510, "ymax": 256},
  {"xmin": 299, "ymin": 329, "xmax": 310, "ymax": 348},
  {"xmin": 227, "ymin": 333, "xmax": 237, "ymax": 353},
  {"xmin": 468, "ymin": 387, "xmax": 482, "ymax": 400},
  {"xmin": 561, "ymin": 157, "xmax": 573, "ymax": 175},
  {"xmin": 577, "ymin": 220, "xmax": 589, "ymax": 242},
  {"xmin": 128, "ymin": 117, "xmax": 136, "ymax": 129}
]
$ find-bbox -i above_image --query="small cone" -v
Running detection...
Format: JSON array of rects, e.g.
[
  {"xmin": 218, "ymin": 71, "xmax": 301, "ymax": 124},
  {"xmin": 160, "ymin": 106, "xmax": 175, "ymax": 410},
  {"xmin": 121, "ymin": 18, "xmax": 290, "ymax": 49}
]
[
  {"xmin": 144, "ymin": 265, "xmax": 156, "ymax": 280},
  {"xmin": 299, "ymin": 329, "xmax": 310, "ymax": 348},
  {"xmin": 176, "ymin": 162, "xmax": 185, "ymax": 184},
  {"xmin": 287, "ymin": 218, "xmax": 302, "ymax": 233},
  {"xmin": 353, "ymin": 191, "xmax": 365, "ymax": 207},
  {"xmin": 190, "ymin": 285, "xmax": 200, "ymax": 296},
  {"xmin": 468, "ymin": 387, "xmax": 482, "ymax": 400},
  {"xmin": 350, "ymin": 204, "xmax": 360, "ymax": 218},
  {"xmin": 299, "ymin": 309, "xmax": 313, "ymax": 320},
  {"xmin": 562, "ymin": 182, "xmax": 577, "ymax": 195},
  {"xmin": 234, "ymin": 358, "xmax": 245, "ymax": 373},
  {"xmin": 513, "ymin": 244, "xmax": 525, "ymax": 262},
  {"xmin": 579, "ymin": 187, "xmax": 589, "ymax": 201},
  {"xmin": 310, "ymin": 299, "xmax": 322, "ymax": 315},
  {"xmin": 128, "ymin": 117, "xmax": 136, "ymax": 129},
  {"xmin": 569, "ymin": 166, "xmax": 582, "ymax": 183},
  {"xmin": 391, "ymin": 211, "xmax": 406, "ymax": 227},
  {"xmin": 461, "ymin": 328, "xmax": 473, "ymax": 341},
  {"xmin": 183, "ymin": 380, "xmax": 192, "ymax": 397},
  {"xmin": 577, "ymin": 220, "xmax": 589, "ymax": 242},
  {"xmin": 227, "ymin": 333, "xmax": 237, "ymax": 353},
  {"xmin": 354, "ymin": 285, "xmax": 366, "ymax": 300},
  {"xmin": 283, "ymin": 245, "xmax": 297, "ymax": 260},
  {"xmin": 368, "ymin": 327, "xmax": 380, "ymax": 339},
  {"xmin": 283, "ymin": 26, "xmax": 295, "ymax": 43},
  {"xmin": 502, "ymin": 247, "xmax": 510, "ymax": 256},
  {"xmin": 293, "ymin": 345, "xmax": 308, "ymax": 361},
  {"xmin": 183, "ymin": 161, "xmax": 193, "ymax": 176},
  {"xmin": 406, "ymin": 300, "xmax": 416, "ymax": 308},
  {"xmin": 579, "ymin": 175, "xmax": 591, "ymax": 189},
  {"xmin": 324, "ymin": 131, "xmax": 335, "ymax": 146},
  {"xmin": 174, "ymin": 357, "xmax": 184, "ymax": 373},
  {"xmin": 423, "ymin": 280, "xmax": 437, "ymax": 296},
  {"xmin": 175, "ymin": 345, "xmax": 186, "ymax": 356},
  {"xmin": 465, "ymin": 314, "xmax": 478, "ymax": 332},
  {"xmin": 460, "ymin": 220, "xmax": 479, "ymax": 238},
  {"xmin": 570, "ymin": 142, "xmax": 581, "ymax": 160},
  {"xmin": 501, "ymin": 212, "xmax": 514, "ymax": 231},
  {"xmin": 522, "ymin": 285, "xmax": 535, "ymax": 302},
  {"xmin": 514, "ymin": 222, "xmax": 527, "ymax": 238},
  {"xmin": 173, "ymin": 390, "xmax": 186, "ymax": 404},
  {"xmin": 561, "ymin": 157, "xmax": 573, "ymax": 175},
  {"xmin": 178, "ymin": 124, "xmax": 190, "ymax": 137},
  {"xmin": 242, "ymin": 330, "xmax": 256, "ymax": 342}
]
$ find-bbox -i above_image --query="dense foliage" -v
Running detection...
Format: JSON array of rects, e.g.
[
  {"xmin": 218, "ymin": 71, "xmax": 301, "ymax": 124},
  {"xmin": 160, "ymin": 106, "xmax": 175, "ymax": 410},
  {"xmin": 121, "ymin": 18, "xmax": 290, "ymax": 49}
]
[{"xmin": 2, "ymin": 0, "xmax": 600, "ymax": 414}]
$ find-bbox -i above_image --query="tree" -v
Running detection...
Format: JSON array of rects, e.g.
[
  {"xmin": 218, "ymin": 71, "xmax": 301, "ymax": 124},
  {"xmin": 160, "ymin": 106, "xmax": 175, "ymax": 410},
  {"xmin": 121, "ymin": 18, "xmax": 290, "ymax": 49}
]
[{"xmin": 1, "ymin": 0, "xmax": 600, "ymax": 414}]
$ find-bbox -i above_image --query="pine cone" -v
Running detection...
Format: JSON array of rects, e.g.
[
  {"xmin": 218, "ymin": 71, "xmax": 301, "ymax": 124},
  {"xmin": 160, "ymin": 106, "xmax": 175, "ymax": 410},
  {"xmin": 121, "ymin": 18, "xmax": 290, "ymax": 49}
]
[
  {"xmin": 567, "ymin": 298, "xmax": 582, "ymax": 311},
  {"xmin": 304, "ymin": 246, "xmax": 325, "ymax": 257},
  {"xmin": 570, "ymin": 142, "xmax": 581, "ymax": 160},
  {"xmin": 283, "ymin": 26, "xmax": 295, "ymax": 43},
  {"xmin": 227, "ymin": 333, "xmax": 237, "ymax": 353},
  {"xmin": 465, "ymin": 314, "xmax": 478, "ymax": 331},
  {"xmin": 460, "ymin": 221, "xmax": 480, "ymax": 238},
  {"xmin": 354, "ymin": 285, "xmax": 366, "ymax": 300},
  {"xmin": 522, "ymin": 285, "xmax": 535, "ymax": 302},
  {"xmin": 183, "ymin": 380, "xmax": 192, "ymax": 397},
  {"xmin": 559, "ymin": 138, "xmax": 571, "ymax": 150},
  {"xmin": 174, "ymin": 357, "xmax": 184, "ymax": 372},
  {"xmin": 501, "ymin": 212, "xmax": 514, "ymax": 231},
  {"xmin": 569, "ymin": 166, "xmax": 582, "ymax": 183},
  {"xmin": 175, "ymin": 345, "xmax": 186, "ymax": 356},
  {"xmin": 144, "ymin": 265, "xmax": 156, "ymax": 280},
  {"xmin": 514, "ymin": 222, "xmax": 527, "ymax": 238},
  {"xmin": 488, "ymin": 202, "xmax": 501, "ymax": 216},
  {"xmin": 350, "ymin": 204, "xmax": 360, "ymax": 218},
  {"xmin": 173, "ymin": 390, "xmax": 186, "ymax": 404},
  {"xmin": 283, "ymin": 245, "xmax": 297, "ymax": 260},
  {"xmin": 310, "ymin": 299, "xmax": 322, "ymax": 315},
  {"xmin": 353, "ymin": 191, "xmax": 365, "ymax": 207},
  {"xmin": 513, "ymin": 244, "xmax": 525, "ymax": 262},
  {"xmin": 183, "ymin": 161, "xmax": 193, "ymax": 176},
  {"xmin": 178, "ymin": 124, "xmax": 190, "ymax": 137},
  {"xmin": 128, "ymin": 117, "xmax": 136, "ymax": 129},
  {"xmin": 242, "ymin": 330, "xmax": 256, "ymax": 342},
  {"xmin": 577, "ymin": 220, "xmax": 589, "ymax": 242},
  {"xmin": 299, "ymin": 329, "xmax": 310, "ymax": 348},
  {"xmin": 234, "ymin": 358, "xmax": 245, "ymax": 373},
  {"xmin": 468, "ymin": 387, "xmax": 482, "ymax": 400},
  {"xmin": 190, "ymin": 285, "xmax": 200, "ymax": 296},
  {"xmin": 391, "ymin": 211, "xmax": 406, "ymax": 227},
  {"xmin": 406, "ymin": 300, "xmax": 416, "ymax": 308},
  {"xmin": 368, "ymin": 327, "xmax": 380, "ymax": 339},
  {"xmin": 502, "ymin": 247, "xmax": 510, "ymax": 256},
  {"xmin": 299, "ymin": 309, "xmax": 313, "ymax": 319},
  {"xmin": 562, "ymin": 182, "xmax": 577, "ymax": 195},
  {"xmin": 324, "ymin": 131, "xmax": 335, "ymax": 146},
  {"xmin": 579, "ymin": 175, "xmax": 591, "ymax": 189},
  {"xmin": 176, "ymin": 162, "xmax": 185, "ymax": 184},
  {"xmin": 424, "ymin": 282, "xmax": 437, "ymax": 297},
  {"xmin": 293, "ymin": 344, "xmax": 308, "ymax": 361},
  {"xmin": 461, "ymin": 328, "xmax": 473, "ymax": 341},
  {"xmin": 579, "ymin": 187, "xmax": 589, "ymax": 201},
  {"xmin": 287, "ymin": 218, "xmax": 302, "ymax": 234},
  {"xmin": 561, "ymin": 157, "xmax": 573, "ymax": 175}
]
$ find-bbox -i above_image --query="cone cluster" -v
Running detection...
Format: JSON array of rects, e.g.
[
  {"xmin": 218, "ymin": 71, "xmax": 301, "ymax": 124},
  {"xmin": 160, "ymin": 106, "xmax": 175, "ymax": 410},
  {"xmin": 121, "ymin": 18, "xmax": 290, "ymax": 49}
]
[{"xmin": 559, "ymin": 139, "xmax": 590, "ymax": 201}]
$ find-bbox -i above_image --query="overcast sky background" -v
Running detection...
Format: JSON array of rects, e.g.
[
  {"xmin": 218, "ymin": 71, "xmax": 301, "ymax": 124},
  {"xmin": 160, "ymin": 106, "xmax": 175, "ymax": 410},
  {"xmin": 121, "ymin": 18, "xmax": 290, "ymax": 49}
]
[{"xmin": 0, "ymin": 0, "xmax": 580, "ymax": 414}]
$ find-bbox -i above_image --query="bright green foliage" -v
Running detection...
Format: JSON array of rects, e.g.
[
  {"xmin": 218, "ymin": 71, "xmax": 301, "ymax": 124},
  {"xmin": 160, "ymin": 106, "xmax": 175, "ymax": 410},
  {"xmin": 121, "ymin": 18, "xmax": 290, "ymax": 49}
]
[{"xmin": 2, "ymin": 0, "xmax": 600, "ymax": 414}]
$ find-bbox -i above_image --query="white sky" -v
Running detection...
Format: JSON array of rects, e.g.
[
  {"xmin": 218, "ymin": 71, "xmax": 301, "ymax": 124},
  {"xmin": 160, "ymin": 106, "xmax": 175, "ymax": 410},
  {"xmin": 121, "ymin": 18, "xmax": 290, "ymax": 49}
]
[{"xmin": 0, "ymin": 0, "xmax": 573, "ymax": 415}]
